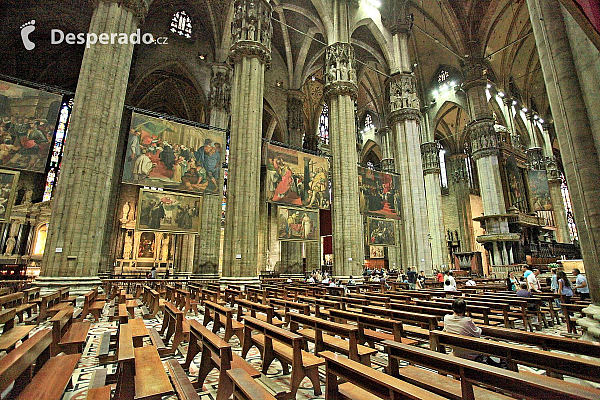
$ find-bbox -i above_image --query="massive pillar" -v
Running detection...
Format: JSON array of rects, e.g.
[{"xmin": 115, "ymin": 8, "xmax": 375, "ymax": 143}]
[
  {"xmin": 387, "ymin": 16, "xmax": 432, "ymax": 273},
  {"xmin": 325, "ymin": 42, "xmax": 364, "ymax": 277},
  {"xmin": 41, "ymin": 0, "xmax": 151, "ymax": 282},
  {"xmin": 526, "ymin": 0, "xmax": 600, "ymax": 336},
  {"xmin": 222, "ymin": 0, "xmax": 272, "ymax": 280},
  {"xmin": 195, "ymin": 64, "xmax": 230, "ymax": 276},
  {"xmin": 464, "ymin": 59, "xmax": 517, "ymax": 267},
  {"xmin": 380, "ymin": 127, "xmax": 401, "ymax": 270},
  {"xmin": 280, "ymin": 241, "xmax": 303, "ymax": 274},
  {"xmin": 421, "ymin": 141, "xmax": 447, "ymax": 270},
  {"xmin": 448, "ymin": 153, "xmax": 474, "ymax": 252}
]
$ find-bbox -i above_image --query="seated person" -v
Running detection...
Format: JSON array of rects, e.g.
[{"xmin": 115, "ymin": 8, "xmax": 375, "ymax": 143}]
[
  {"xmin": 443, "ymin": 279, "xmax": 456, "ymax": 291},
  {"xmin": 516, "ymin": 282, "xmax": 532, "ymax": 298},
  {"xmin": 347, "ymin": 276, "xmax": 356, "ymax": 285},
  {"xmin": 443, "ymin": 298, "xmax": 482, "ymax": 360}
]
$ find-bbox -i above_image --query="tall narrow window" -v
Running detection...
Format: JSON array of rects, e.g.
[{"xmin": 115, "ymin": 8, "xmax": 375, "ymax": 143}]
[
  {"xmin": 171, "ymin": 11, "xmax": 192, "ymax": 38},
  {"xmin": 439, "ymin": 148, "xmax": 447, "ymax": 188},
  {"xmin": 318, "ymin": 104, "xmax": 329, "ymax": 144},
  {"xmin": 364, "ymin": 113, "xmax": 374, "ymax": 130},
  {"xmin": 560, "ymin": 172, "xmax": 578, "ymax": 241},
  {"xmin": 43, "ymin": 99, "xmax": 73, "ymax": 201}
]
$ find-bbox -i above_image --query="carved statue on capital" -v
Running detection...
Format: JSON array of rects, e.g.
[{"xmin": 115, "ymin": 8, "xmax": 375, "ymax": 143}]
[
  {"xmin": 230, "ymin": 0, "xmax": 272, "ymax": 65},
  {"xmin": 469, "ymin": 120, "xmax": 500, "ymax": 159},
  {"xmin": 388, "ymin": 74, "xmax": 419, "ymax": 112},
  {"xmin": 546, "ymin": 156, "xmax": 562, "ymax": 181},
  {"xmin": 526, "ymin": 147, "xmax": 545, "ymax": 170},
  {"xmin": 449, "ymin": 155, "xmax": 469, "ymax": 184},
  {"xmin": 210, "ymin": 67, "xmax": 232, "ymax": 113},
  {"xmin": 94, "ymin": 0, "xmax": 152, "ymax": 23},
  {"xmin": 421, "ymin": 142, "xmax": 441, "ymax": 173},
  {"xmin": 287, "ymin": 92, "xmax": 305, "ymax": 133},
  {"xmin": 323, "ymin": 43, "xmax": 358, "ymax": 99}
]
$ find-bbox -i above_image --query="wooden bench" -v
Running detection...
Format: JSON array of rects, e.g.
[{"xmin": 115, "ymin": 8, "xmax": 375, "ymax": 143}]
[
  {"xmin": 37, "ymin": 290, "xmax": 69, "ymax": 323},
  {"xmin": 146, "ymin": 288, "xmax": 164, "ymax": 318},
  {"xmin": 321, "ymin": 350, "xmax": 446, "ymax": 400},
  {"xmin": 158, "ymin": 301, "xmax": 189, "ymax": 354},
  {"xmin": 430, "ymin": 330, "xmax": 600, "ymax": 382},
  {"xmin": 358, "ymin": 305, "xmax": 438, "ymax": 339},
  {"xmin": 175, "ymin": 288, "xmax": 197, "ymax": 314},
  {"xmin": 562, "ymin": 303, "xmax": 588, "ymax": 335},
  {"xmin": 183, "ymin": 319, "xmax": 260, "ymax": 400},
  {"xmin": 113, "ymin": 323, "xmax": 174, "ymax": 400},
  {"xmin": 0, "ymin": 329, "xmax": 81, "ymax": 400},
  {"xmin": 0, "ymin": 309, "xmax": 35, "ymax": 354},
  {"xmin": 384, "ymin": 339, "xmax": 600, "ymax": 400},
  {"xmin": 328, "ymin": 308, "xmax": 418, "ymax": 346},
  {"xmin": 227, "ymin": 369, "xmax": 276, "ymax": 400},
  {"xmin": 430, "ymin": 297, "xmax": 517, "ymax": 328},
  {"xmin": 58, "ymin": 286, "xmax": 77, "ymax": 305},
  {"xmin": 296, "ymin": 295, "xmax": 341, "ymax": 318},
  {"xmin": 235, "ymin": 298, "xmax": 285, "ymax": 327},
  {"xmin": 224, "ymin": 287, "xmax": 241, "ymax": 305},
  {"xmin": 81, "ymin": 287, "xmax": 105, "ymax": 321},
  {"xmin": 0, "ymin": 292, "xmax": 36, "ymax": 323},
  {"xmin": 203, "ymin": 300, "xmax": 244, "ymax": 342},
  {"xmin": 50, "ymin": 306, "xmax": 91, "ymax": 356},
  {"xmin": 414, "ymin": 299, "xmax": 492, "ymax": 325},
  {"xmin": 288, "ymin": 312, "xmax": 377, "ymax": 365},
  {"xmin": 266, "ymin": 298, "xmax": 310, "ymax": 322},
  {"xmin": 241, "ymin": 315, "xmax": 324, "ymax": 398}
]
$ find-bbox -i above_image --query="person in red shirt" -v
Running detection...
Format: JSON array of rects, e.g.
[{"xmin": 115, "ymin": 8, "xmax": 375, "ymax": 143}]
[{"xmin": 436, "ymin": 269, "xmax": 444, "ymax": 283}]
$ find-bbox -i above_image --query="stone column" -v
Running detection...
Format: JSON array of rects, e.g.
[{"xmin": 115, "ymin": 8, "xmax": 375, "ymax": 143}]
[
  {"xmin": 280, "ymin": 241, "xmax": 303, "ymax": 274},
  {"xmin": 421, "ymin": 141, "xmax": 447, "ymax": 270},
  {"xmin": 222, "ymin": 0, "xmax": 272, "ymax": 281},
  {"xmin": 448, "ymin": 153, "xmax": 474, "ymax": 252},
  {"xmin": 287, "ymin": 90, "xmax": 305, "ymax": 148},
  {"xmin": 195, "ymin": 64, "xmax": 230, "ymax": 276},
  {"xmin": 305, "ymin": 241, "xmax": 321, "ymax": 271},
  {"xmin": 526, "ymin": 0, "xmax": 600, "ymax": 316},
  {"xmin": 41, "ymin": 0, "xmax": 151, "ymax": 281},
  {"xmin": 324, "ymin": 42, "xmax": 364, "ymax": 277},
  {"xmin": 545, "ymin": 157, "xmax": 571, "ymax": 243},
  {"xmin": 379, "ymin": 126, "xmax": 401, "ymax": 269}
]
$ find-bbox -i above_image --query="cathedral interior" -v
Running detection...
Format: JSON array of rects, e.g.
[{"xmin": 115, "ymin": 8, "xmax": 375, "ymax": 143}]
[{"xmin": 0, "ymin": 0, "xmax": 598, "ymax": 324}]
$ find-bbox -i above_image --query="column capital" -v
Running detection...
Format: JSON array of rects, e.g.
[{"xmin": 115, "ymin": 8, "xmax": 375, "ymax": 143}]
[
  {"xmin": 546, "ymin": 156, "xmax": 562, "ymax": 182},
  {"xmin": 323, "ymin": 42, "xmax": 358, "ymax": 99},
  {"xmin": 462, "ymin": 58, "xmax": 489, "ymax": 91},
  {"xmin": 389, "ymin": 13, "xmax": 414, "ymax": 37},
  {"xmin": 526, "ymin": 147, "xmax": 545, "ymax": 170},
  {"xmin": 421, "ymin": 141, "xmax": 441, "ymax": 174},
  {"xmin": 447, "ymin": 153, "xmax": 469, "ymax": 183},
  {"xmin": 469, "ymin": 119, "xmax": 500, "ymax": 160},
  {"xmin": 387, "ymin": 73, "xmax": 421, "ymax": 124},
  {"xmin": 287, "ymin": 90, "xmax": 305, "ymax": 146},
  {"xmin": 380, "ymin": 158, "xmax": 396, "ymax": 173},
  {"xmin": 93, "ymin": 0, "xmax": 153, "ymax": 23},
  {"xmin": 210, "ymin": 63, "xmax": 232, "ymax": 113},
  {"xmin": 229, "ymin": 0, "xmax": 273, "ymax": 65}
]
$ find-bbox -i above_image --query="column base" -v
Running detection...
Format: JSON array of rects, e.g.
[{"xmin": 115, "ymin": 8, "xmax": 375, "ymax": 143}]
[
  {"xmin": 220, "ymin": 276, "xmax": 260, "ymax": 289},
  {"xmin": 35, "ymin": 276, "xmax": 103, "ymax": 296},
  {"xmin": 576, "ymin": 304, "xmax": 600, "ymax": 341}
]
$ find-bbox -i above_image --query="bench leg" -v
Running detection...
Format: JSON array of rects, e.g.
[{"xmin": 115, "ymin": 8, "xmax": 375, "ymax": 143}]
[
  {"xmin": 306, "ymin": 367, "xmax": 322, "ymax": 395},
  {"xmin": 183, "ymin": 338, "xmax": 200, "ymax": 370},
  {"xmin": 216, "ymin": 370, "xmax": 234, "ymax": 400}
]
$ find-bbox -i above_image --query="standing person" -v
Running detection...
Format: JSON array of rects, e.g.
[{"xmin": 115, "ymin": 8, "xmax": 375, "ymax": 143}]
[
  {"xmin": 527, "ymin": 269, "xmax": 542, "ymax": 293},
  {"xmin": 416, "ymin": 270, "xmax": 426, "ymax": 290},
  {"xmin": 557, "ymin": 271, "xmax": 574, "ymax": 303},
  {"xmin": 573, "ymin": 268, "xmax": 590, "ymax": 301},
  {"xmin": 447, "ymin": 271, "xmax": 456, "ymax": 289},
  {"xmin": 437, "ymin": 269, "xmax": 444, "ymax": 283},
  {"xmin": 523, "ymin": 265, "xmax": 533, "ymax": 280},
  {"xmin": 550, "ymin": 268, "xmax": 559, "ymax": 294},
  {"xmin": 407, "ymin": 267, "xmax": 417, "ymax": 290},
  {"xmin": 443, "ymin": 279, "xmax": 456, "ymax": 291},
  {"xmin": 506, "ymin": 271, "xmax": 518, "ymax": 291},
  {"xmin": 150, "ymin": 266, "xmax": 157, "ymax": 279}
]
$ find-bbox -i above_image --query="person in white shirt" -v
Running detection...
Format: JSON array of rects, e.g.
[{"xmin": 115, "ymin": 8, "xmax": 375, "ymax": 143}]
[
  {"xmin": 465, "ymin": 278, "xmax": 476, "ymax": 287},
  {"xmin": 443, "ymin": 279, "xmax": 456, "ymax": 291},
  {"xmin": 329, "ymin": 280, "xmax": 337, "ymax": 287},
  {"xmin": 307, "ymin": 276, "xmax": 315, "ymax": 283},
  {"xmin": 526, "ymin": 269, "xmax": 541, "ymax": 293},
  {"xmin": 322, "ymin": 276, "xmax": 330, "ymax": 284},
  {"xmin": 443, "ymin": 298, "xmax": 482, "ymax": 360},
  {"xmin": 447, "ymin": 271, "xmax": 457, "ymax": 288}
]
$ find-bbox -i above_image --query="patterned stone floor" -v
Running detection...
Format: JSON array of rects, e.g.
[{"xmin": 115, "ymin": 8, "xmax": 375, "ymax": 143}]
[{"xmin": 16, "ymin": 302, "xmax": 599, "ymax": 399}]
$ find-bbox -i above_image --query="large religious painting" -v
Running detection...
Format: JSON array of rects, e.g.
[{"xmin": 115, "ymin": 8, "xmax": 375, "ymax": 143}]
[
  {"xmin": 370, "ymin": 246, "xmax": 384, "ymax": 259},
  {"xmin": 358, "ymin": 166, "xmax": 401, "ymax": 220},
  {"xmin": 266, "ymin": 144, "xmax": 330, "ymax": 209},
  {"xmin": 505, "ymin": 155, "xmax": 528, "ymax": 212},
  {"xmin": 136, "ymin": 189, "xmax": 202, "ymax": 234},
  {"xmin": 277, "ymin": 206, "xmax": 320, "ymax": 242},
  {"xmin": 123, "ymin": 112, "xmax": 224, "ymax": 195},
  {"xmin": 527, "ymin": 170, "xmax": 553, "ymax": 212},
  {"xmin": 366, "ymin": 217, "xmax": 396, "ymax": 246},
  {"xmin": 0, "ymin": 169, "xmax": 19, "ymax": 222},
  {"xmin": 0, "ymin": 80, "xmax": 62, "ymax": 172}
]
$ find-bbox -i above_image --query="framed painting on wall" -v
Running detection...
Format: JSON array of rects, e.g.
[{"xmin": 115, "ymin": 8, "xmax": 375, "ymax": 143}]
[
  {"xmin": 358, "ymin": 166, "xmax": 401, "ymax": 220},
  {"xmin": 366, "ymin": 217, "xmax": 396, "ymax": 246},
  {"xmin": 0, "ymin": 169, "xmax": 19, "ymax": 222},
  {"xmin": 277, "ymin": 206, "xmax": 320, "ymax": 241},
  {"xmin": 136, "ymin": 188, "xmax": 202, "ymax": 234}
]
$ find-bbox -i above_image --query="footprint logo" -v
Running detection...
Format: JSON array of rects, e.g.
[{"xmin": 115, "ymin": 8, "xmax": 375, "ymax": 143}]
[{"xmin": 20, "ymin": 20, "xmax": 36, "ymax": 51}]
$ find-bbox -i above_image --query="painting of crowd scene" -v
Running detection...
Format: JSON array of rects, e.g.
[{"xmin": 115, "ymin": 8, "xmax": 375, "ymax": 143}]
[
  {"xmin": 277, "ymin": 206, "xmax": 320, "ymax": 241},
  {"xmin": 266, "ymin": 144, "xmax": 330, "ymax": 209},
  {"xmin": 0, "ymin": 80, "xmax": 62, "ymax": 173},
  {"xmin": 136, "ymin": 189, "xmax": 202, "ymax": 234},
  {"xmin": 527, "ymin": 170, "xmax": 553, "ymax": 212},
  {"xmin": 366, "ymin": 217, "xmax": 396, "ymax": 246},
  {"xmin": 123, "ymin": 112, "xmax": 224, "ymax": 195},
  {"xmin": 0, "ymin": 169, "xmax": 19, "ymax": 222},
  {"xmin": 358, "ymin": 166, "xmax": 401, "ymax": 220}
]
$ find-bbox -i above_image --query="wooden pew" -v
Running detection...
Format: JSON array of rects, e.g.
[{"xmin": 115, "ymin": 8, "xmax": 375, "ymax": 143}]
[
  {"xmin": 288, "ymin": 312, "xmax": 377, "ymax": 365},
  {"xmin": 430, "ymin": 330, "xmax": 600, "ymax": 381},
  {"xmin": 227, "ymin": 369, "xmax": 276, "ymax": 400},
  {"xmin": 328, "ymin": 308, "xmax": 417, "ymax": 346},
  {"xmin": 203, "ymin": 300, "xmax": 244, "ymax": 342},
  {"xmin": 266, "ymin": 298, "xmax": 310, "ymax": 322},
  {"xmin": 146, "ymin": 288, "xmax": 164, "ymax": 318},
  {"xmin": 296, "ymin": 295, "xmax": 340, "ymax": 318},
  {"xmin": 0, "ymin": 329, "xmax": 81, "ymax": 400},
  {"xmin": 37, "ymin": 290, "xmax": 69, "ymax": 323},
  {"xmin": 235, "ymin": 298, "xmax": 285, "ymax": 327},
  {"xmin": 358, "ymin": 305, "xmax": 438, "ymax": 337},
  {"xmin": 224, "ymin": 287, "xmax": 241, "ymax": 305},
  {"xmin": 384, "ymin": 339, "xmax": 600, "ymax": 400},
  {"xmin": 241, "ymin": 315, "xmax": 324, "ymax": 398},
  {"xmin": 324, "ymin": 295, "xmax": 368, "ymax": 311},
  {"xmin": 0, "ymin": 292, "xmax": 36, "ymax": 323},
  {"xmin": 562, "ymin": 303, "xmax": 588, "ymax": 335},
  {"xmin": 321, "ymin": 351, "xmax": 446, "ymax": 400},
  {"xmin": 175, "ymin": 287, "xmax": 197, "ymax": 314},
  {"xmin": 165, "ymin": 359, "xmax": 200, "ymax": 400},
  {"xmin": 414, "ymin": 299, "xmax": 491, "ymax": 325},
  {"xmin": 0, "ymin": 308, "xmax": 16, "ymax": 333},
  {"xmin": 158, "ymin": 301, "xmax": 189, "ymax": 354},
  {"xmin": 182, "ymin": 319, "xmax": 260, "ymax": 400},
  {"xmin": 479, "ymin": 324, "xmax": 600, "ymax": 358},
  {"xmin": 81, "ymin": 287, "xmax": 105, "ymax": 321},
  {"xmin": 50, "ymin": 306, "xmax": 91, "ymax": 356},
  {"xmin": 0, "ymin": 309, "xmax": 35, "ymax": 354},
  {"xmin": 429, "ymin": 297, "xmax": 516, "ymax": 328},
  {"xmin": 114, "ymin": 323, "xmax": 174, "ymax": 400},
  {"xmin": 22, "ymin": 287, "xmax": 41, "ymax": 314}
]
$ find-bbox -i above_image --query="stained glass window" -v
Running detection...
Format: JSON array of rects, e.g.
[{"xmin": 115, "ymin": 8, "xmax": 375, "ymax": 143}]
[
  {"xmin": 318, "ymin": 104, "xmax": 329, "ymax": 144},
  {"xmin": 364, "ymin": 113, "xmax": 374, "ymax": 130},
  {"xmin": 43, "ymin": 99, "xmax": 73, "ymax": 201},
  {"xmin": 171, "ymin": 11, "xmax": 192, "ymax": 38},
  {"xmin": 438, "ymin": 69, "xmax": 449, "ymax": 83},
  {"xmin": 560, "ymin": 172, "xmax": 578, "ymax": 241},
  {"xmin": 439, "ymin": 148, "xmax": 447, "ymax": 188},
  {"xmin": 366, "ymin": 161, "xmax": 375, "ymax": 170}
]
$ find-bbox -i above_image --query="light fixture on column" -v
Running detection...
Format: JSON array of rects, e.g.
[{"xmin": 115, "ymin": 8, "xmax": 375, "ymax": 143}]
[{"xmin": 498, "ymin": 91, "xmax": 505, "ymax": 98}]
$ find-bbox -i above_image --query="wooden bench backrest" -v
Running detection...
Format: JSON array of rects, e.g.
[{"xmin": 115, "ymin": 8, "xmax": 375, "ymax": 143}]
[
  {"xmin": 267, "ymin": 298, "xmax": 310, "ymax": 315},
  {"xmin": 384, "ymin": 339, "xmax": 600, "ymax": 400},
  {"xmin": 0, "ymin": 292, "xmax": 24, "ymax": 309},
  {"xmin": 360, "ymin": 305, "xmax": 439, "ymax": 330},
  {"xmin": 23, "ymin": 288, "xmax": 40, "ymax": 302},
  {"xmin": 328, "ymin": 308, "xmax": 403, "ymax": 342},
  {"xmin": 242, "ymin": 315, "xmax": 303, "ymax": 357},
  {"xmin": 0, "ymin": 329, "xmax": 53, "ymax": 393},
  {"xmin": 0, "ymin": 308, "xmax": 16, "ymax": 332},
  {"xmin": 227, "ymin": 369, "xmax": 276, "ymax": 400},
  {"xmin": 235, "ymin": 298, "xmax": 276, "ymax": 323},
  {"xmin": 189, "ymin": 319, "xmax": 233, "ymax": 371},
  {"xmin": 50, "ymin": 306, "xmax": 74, "ymax": 354}
]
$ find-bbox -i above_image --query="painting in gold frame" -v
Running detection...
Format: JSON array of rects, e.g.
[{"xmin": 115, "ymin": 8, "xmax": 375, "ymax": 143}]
[
  {"xmin": 136, "ymin": 188, "xmax": 202, "ymax": 234},
  {"xmin": 366, "ymin": 217, "xmax": 396, "ymax": 246}
]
